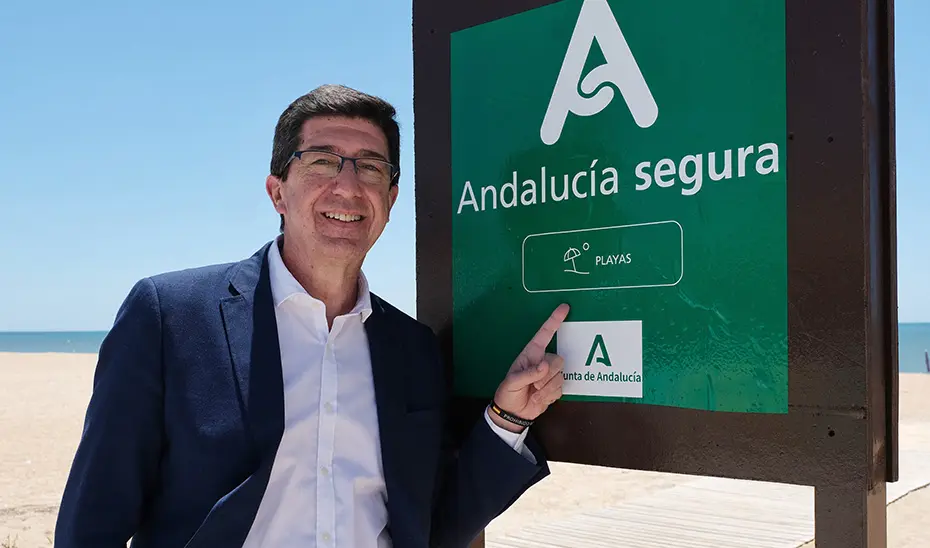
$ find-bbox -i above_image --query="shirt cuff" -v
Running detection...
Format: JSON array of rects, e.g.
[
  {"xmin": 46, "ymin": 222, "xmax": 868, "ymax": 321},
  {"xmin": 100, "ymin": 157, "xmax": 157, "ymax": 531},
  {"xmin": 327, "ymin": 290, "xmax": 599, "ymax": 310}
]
[{"xmin": 483, "ymin": 405, "xmax": 537, "ymax": 465}]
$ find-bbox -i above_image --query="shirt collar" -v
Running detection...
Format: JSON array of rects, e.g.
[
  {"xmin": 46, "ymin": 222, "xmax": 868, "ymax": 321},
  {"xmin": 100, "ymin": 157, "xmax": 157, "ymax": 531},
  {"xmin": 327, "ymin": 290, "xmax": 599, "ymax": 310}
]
[{"xmin": 267, "ymin": 236, "xmax": 373, "ymax": 322}]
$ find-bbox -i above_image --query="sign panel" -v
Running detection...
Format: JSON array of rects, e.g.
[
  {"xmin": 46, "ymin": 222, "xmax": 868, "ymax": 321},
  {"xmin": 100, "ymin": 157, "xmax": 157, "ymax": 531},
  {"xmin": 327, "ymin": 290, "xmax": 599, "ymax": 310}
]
[{"xmin": 451, "ymin": 0, "xmax": 789, "ymax": 413}]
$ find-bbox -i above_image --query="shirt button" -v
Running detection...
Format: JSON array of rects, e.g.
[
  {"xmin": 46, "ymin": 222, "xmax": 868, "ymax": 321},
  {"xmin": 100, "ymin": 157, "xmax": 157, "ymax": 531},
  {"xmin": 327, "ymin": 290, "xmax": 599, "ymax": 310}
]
[
  {"xmin": 322, "ymin": 532, "xmax": 331, "ymax": 543},
  {"xmin": 320, "ymin": 466, "xmax": 329, "ymax": 477},
  {"xmin": 324, "ymin": 402, "xmax": 334, "ymax": 413}
]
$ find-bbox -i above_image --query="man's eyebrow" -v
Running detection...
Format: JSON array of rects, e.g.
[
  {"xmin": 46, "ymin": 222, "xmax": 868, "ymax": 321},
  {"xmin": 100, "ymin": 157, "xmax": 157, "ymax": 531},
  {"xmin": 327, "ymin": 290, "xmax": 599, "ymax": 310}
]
[{"xmin": 355, "ymin": 148, "xmax": 390, "ymax": 162}]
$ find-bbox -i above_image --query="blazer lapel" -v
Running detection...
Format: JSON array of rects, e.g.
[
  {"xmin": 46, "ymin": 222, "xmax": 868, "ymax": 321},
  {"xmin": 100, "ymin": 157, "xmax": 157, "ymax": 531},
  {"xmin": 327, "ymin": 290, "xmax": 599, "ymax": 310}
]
[
  {"xmin": 220, "ymin": 244, "xmax": 285, "ymax": 457},
  {"xmin": 364, "ymin": 296, "xmax": 410, "ymax": 539},
  {"xmin": 185, "ymin": 242, "xmax": 284, "ymax": 548}
]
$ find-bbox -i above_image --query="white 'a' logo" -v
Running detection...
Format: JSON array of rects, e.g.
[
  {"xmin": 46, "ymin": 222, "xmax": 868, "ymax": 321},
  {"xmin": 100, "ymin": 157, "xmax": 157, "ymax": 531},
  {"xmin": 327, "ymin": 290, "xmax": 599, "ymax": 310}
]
[{"xmin": 540, "ymin": 0, "xmax": 658, "ymax": 146}]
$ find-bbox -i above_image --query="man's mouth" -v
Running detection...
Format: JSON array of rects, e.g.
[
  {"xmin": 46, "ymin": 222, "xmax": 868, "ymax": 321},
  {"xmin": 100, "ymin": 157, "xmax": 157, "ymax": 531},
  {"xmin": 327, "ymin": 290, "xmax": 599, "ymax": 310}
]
[{"xmin": 322, "ymin": 212, "xmax": 365, "ymax": 223}]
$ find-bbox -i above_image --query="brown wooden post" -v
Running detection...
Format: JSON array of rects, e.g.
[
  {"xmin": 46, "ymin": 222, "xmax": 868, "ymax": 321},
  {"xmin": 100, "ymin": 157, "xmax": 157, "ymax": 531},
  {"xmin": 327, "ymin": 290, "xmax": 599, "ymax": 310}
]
[{"xmin": 815, "ymin": 483, "xmax": 888, "ymax": 547}]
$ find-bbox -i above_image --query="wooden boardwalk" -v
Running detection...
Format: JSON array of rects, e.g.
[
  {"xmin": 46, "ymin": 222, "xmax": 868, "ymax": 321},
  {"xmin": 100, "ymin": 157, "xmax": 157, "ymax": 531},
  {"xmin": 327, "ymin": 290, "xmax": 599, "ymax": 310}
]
[{"xmin": 486, "ymin": 450, "xmax": 930, "ymax": 548}]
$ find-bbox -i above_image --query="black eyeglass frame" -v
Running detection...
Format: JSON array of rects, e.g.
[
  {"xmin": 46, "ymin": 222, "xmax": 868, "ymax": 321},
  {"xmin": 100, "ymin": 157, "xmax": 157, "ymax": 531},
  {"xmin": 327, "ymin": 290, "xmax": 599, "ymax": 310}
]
[{"xmin": 284, "ymin": 148, "xmax": 400, "ymax": 186}]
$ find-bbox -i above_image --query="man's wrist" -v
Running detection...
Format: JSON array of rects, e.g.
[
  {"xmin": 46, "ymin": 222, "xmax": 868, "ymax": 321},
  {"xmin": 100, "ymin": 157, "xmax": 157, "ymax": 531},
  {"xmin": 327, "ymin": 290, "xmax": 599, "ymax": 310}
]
[
  {"xmin": 486, "ymin": 404, "xmax": 528, "ymax": 433},
  {"xmin": 483, "ymin": 406, "xmax": 535, "ymax": 463}
]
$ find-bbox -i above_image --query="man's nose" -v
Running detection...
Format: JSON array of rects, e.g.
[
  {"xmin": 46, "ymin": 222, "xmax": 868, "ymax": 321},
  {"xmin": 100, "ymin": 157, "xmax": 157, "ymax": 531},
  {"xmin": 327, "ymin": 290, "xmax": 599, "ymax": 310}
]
[{"xmin": 332, "ymin": 161, "xmax": 364, "ymax": 195}]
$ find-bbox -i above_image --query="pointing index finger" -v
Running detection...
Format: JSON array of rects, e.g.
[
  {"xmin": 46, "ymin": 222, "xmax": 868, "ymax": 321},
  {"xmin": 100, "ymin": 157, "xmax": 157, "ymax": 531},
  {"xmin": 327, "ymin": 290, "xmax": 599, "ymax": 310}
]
[{"xmin": 524, "ymin": 303, "xmax": 570, "ymax": 353}]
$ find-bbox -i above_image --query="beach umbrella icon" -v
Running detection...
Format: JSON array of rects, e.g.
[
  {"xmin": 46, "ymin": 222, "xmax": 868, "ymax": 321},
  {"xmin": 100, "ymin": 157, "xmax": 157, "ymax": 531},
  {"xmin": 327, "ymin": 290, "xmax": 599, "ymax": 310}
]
[{"xmin": 563, "ymin": 246, "xmax": 588, "ymax": 275}]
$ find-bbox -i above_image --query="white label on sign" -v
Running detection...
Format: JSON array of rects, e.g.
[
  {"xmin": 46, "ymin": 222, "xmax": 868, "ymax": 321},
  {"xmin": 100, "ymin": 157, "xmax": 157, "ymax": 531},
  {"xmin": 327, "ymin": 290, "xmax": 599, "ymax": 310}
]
[{"xmin": 557, "ymin": 320, "xmax": 643, "ymax": 398}]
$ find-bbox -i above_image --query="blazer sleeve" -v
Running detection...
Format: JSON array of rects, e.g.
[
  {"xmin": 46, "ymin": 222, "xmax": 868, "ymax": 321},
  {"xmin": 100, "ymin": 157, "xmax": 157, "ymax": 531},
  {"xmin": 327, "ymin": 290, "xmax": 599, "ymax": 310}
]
[
  {"xmin": 55, "ymin": 277, "xmax": 165, "ymax": 548},
  {"xmin": 425, "ymin": 327, "xmax": 551, "ymax": 548}
]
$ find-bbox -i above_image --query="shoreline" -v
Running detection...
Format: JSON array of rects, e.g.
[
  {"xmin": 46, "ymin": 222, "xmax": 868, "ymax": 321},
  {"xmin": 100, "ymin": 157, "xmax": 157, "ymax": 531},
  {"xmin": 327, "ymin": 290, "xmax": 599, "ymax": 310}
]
[{"xmin": 0, "ymin": 352, "xmax": 99, "ymax": 357}]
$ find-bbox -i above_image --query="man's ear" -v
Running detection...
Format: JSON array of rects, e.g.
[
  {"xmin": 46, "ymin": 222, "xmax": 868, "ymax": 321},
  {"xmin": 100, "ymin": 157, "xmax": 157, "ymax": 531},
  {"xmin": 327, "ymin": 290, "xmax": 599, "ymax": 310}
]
[{"xmin": 266, "ymin": 175, "xmax": 286, "ymax": 215}]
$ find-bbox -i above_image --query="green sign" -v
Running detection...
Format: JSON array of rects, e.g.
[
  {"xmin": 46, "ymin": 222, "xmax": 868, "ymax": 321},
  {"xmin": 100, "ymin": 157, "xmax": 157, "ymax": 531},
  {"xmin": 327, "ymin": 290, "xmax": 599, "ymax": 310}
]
[{"xmin": 450, "ymin": 0, "xmax": 788, "ymax": 413}]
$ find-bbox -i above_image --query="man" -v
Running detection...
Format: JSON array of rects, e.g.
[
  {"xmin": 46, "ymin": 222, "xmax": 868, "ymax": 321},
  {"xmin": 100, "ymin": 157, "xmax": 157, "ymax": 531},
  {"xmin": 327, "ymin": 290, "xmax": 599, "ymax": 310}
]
[{"xmin": 55, "ymin": 84, "xmax": 569, "ymax": 548}]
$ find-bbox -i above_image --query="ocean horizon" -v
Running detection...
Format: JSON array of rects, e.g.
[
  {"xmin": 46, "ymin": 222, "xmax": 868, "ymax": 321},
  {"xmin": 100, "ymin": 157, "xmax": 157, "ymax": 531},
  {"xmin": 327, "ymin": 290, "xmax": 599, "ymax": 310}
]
[{"xmin": 1, "ymin": 323, "xmax": 928, "ymax": 373}]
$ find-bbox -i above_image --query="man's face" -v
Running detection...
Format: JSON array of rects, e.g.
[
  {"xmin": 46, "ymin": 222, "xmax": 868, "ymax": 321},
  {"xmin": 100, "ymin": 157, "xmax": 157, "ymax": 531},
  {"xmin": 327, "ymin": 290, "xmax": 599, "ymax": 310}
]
[{"xmin": 267, "ymin": 115, "xmax": 398, "ymax": 265}]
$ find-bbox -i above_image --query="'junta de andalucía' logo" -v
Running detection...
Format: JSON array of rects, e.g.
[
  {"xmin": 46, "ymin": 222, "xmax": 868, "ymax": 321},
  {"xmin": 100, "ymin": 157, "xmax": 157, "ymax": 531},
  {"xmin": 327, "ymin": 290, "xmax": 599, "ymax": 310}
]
[
  {"xmin": 585, "ymin": 333, "xmax": 613, "ymax": 367},
  {"xmin": 540, "ymin": 0, "xmax": 659, "ymax": 146}
]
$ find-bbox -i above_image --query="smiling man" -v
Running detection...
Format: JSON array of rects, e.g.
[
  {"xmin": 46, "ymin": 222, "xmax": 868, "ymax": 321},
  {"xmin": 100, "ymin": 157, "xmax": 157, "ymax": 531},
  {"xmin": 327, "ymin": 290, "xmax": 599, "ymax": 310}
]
[{"xmin": 54, "ymin": 84, "xmax": 569, "ymax": 548}]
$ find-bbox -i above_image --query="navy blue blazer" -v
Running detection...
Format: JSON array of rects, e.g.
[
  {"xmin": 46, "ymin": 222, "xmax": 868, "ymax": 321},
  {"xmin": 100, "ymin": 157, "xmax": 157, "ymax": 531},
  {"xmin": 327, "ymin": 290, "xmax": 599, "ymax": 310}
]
[{"xmin": 55, "ymin": 242, "xmax": 549, "ymax": 548}]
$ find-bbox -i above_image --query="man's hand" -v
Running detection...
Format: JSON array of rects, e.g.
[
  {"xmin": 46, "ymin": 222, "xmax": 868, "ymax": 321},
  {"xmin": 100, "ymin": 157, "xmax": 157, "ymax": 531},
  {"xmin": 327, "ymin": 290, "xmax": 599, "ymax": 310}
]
[{"xmin": 489, "ymin": 303, "xmax": 570, "ymax": 433}]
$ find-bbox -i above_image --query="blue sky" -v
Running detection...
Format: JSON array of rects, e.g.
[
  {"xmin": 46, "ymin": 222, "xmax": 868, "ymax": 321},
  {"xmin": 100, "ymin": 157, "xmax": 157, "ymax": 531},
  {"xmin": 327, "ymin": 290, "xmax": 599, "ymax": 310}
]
[{"xmin": 0, "ymin": 1, "xmax": 927, "ymax": 331}]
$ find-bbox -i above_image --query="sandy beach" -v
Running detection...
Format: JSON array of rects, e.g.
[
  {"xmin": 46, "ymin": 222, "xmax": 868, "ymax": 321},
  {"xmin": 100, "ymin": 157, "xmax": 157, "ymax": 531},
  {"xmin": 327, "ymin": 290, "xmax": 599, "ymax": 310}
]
[{"xmin": 1, "ymin": 352, "xmax": 928, "ymax": 547}]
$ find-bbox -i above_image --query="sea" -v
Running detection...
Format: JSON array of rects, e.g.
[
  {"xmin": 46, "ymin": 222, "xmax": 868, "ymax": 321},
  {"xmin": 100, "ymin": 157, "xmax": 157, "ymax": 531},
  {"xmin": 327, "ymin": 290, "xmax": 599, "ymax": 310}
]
[{"xmin": 1, "ymin": 323, "xmax": 928, "ymax": 373}]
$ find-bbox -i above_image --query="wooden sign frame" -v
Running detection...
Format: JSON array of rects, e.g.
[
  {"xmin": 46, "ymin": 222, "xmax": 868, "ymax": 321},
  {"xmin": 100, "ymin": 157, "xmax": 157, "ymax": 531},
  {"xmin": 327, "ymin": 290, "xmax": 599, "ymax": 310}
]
[{"xmin": 413, "ymin": 1, "xmax": 898, "ymax": 546}]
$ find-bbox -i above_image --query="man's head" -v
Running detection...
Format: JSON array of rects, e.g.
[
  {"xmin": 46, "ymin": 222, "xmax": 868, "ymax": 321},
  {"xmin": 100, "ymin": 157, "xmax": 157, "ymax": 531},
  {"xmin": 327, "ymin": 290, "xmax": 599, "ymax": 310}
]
[{"xmin": 266, "ymin": 84, "xmax": 401, "ymax": 267}]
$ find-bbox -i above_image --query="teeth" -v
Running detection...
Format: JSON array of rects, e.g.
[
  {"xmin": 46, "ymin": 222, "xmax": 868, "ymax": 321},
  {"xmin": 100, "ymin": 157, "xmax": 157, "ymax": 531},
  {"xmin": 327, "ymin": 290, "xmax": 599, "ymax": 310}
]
[{"xmin": 324, "ymin": 212, "xmax": 362, "ymax": 222}]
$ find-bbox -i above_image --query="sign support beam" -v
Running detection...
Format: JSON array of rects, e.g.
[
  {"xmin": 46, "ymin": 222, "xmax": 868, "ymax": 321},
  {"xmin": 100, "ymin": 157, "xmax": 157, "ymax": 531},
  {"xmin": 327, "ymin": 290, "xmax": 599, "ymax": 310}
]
[{"xmin": 815, "ymin": 483, "xmax": 888, "ymax": 547}]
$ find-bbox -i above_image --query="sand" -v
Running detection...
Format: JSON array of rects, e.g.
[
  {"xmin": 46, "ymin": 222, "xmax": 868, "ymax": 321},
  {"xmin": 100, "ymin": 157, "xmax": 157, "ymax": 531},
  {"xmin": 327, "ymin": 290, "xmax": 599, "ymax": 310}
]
[{"xmin": 1, "ymin": 352, "xmax": 928, "ymax": 548}]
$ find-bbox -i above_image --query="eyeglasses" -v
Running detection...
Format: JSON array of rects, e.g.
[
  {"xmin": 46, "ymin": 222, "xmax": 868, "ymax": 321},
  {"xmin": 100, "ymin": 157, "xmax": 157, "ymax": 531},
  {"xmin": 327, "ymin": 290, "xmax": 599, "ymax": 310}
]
[{"xmin": 286, "ymin": 149, "xmax": 399, "ymax": 187}]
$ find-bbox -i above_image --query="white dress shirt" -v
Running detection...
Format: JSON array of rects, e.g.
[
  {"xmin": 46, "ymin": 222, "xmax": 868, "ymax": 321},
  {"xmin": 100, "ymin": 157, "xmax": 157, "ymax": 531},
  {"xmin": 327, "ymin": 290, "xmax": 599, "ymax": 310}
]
[{"xmin": 242, "ymin": 238, "xmax": 535, "ymax": 547}]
